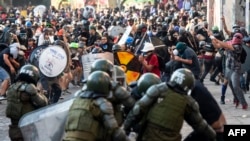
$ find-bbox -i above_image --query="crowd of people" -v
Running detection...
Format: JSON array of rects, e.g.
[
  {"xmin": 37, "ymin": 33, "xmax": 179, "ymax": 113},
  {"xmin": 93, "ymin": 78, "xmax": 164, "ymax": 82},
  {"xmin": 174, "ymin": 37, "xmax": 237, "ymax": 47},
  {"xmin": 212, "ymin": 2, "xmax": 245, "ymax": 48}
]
[{"xmin": 0, "ymin": 0, "xmax": 249, "ymax": 140}]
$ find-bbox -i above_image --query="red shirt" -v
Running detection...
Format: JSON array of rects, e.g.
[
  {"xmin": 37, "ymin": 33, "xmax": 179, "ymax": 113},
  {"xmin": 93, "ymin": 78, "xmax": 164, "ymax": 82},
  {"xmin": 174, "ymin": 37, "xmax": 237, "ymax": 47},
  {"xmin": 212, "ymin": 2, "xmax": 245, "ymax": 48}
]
[{"xmin": 143, "ymin": 54, "xmax": 161, "ymax": 77}]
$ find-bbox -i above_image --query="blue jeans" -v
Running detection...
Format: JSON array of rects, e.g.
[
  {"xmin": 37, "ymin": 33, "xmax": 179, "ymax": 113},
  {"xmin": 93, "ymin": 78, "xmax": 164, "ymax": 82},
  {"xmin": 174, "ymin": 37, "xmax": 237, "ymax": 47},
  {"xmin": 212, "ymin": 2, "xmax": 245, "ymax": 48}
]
[
  {"xmin": 225, "ymin": 68, "xmax": 248, "ymax": 105},
  {"xmin": 240, "ymin": 71, "xmax": 250, "ymax": 91},
  {"xmin": 0, "ymin": 67, "xmax": 10, "ymax": 80}
]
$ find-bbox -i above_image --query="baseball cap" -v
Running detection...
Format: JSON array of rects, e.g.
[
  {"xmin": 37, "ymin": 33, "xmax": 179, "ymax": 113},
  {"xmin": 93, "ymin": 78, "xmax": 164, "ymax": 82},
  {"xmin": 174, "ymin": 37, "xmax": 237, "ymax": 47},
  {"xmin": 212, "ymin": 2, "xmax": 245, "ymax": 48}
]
[{"xmin": 176, "ymin": 42, "xmax": 187, "ymax": 51}]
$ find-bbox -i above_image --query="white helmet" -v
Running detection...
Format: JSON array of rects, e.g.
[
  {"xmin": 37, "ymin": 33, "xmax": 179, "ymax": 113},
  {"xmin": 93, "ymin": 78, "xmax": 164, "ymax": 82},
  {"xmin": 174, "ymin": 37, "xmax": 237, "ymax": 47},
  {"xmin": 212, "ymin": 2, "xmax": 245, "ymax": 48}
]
[{"xmin": 141, "ymin": 42, "xmax": 154, "ymax": 52}]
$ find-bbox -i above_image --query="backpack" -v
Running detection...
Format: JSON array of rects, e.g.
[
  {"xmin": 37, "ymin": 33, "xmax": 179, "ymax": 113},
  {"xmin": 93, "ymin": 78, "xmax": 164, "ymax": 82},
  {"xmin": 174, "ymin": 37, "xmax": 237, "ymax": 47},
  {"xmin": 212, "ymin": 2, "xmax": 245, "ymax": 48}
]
[
  {"xmin": 240, "ymin": 47, "xmax": 247, "ymax": 64},
  {"xmin": 156, "ymin": 54, "xmax": 165, "ymax": 72}
]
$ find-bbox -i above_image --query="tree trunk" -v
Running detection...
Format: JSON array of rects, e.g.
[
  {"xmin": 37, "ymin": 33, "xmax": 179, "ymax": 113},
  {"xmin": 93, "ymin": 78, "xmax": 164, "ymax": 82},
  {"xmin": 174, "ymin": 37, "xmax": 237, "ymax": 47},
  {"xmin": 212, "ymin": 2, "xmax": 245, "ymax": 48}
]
[
  {"xmin": 121, "ymin": 0, "xmax": 126, "ymax": 5},
  {"xmin": 120, "ymin": 0, "xmax": 127, "ymax": 10}
]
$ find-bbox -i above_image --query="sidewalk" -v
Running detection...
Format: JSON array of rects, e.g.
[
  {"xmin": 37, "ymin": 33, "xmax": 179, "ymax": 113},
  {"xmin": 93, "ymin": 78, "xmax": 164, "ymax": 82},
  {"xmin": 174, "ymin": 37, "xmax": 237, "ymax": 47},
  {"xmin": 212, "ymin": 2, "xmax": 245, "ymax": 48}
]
[
  {"xmin": 181, "ymin": 77, "xmax": 250, "ymax": 138},
  {"xmin": 0, "ymin": 78, "xmax": 250, "ymax": 141}
]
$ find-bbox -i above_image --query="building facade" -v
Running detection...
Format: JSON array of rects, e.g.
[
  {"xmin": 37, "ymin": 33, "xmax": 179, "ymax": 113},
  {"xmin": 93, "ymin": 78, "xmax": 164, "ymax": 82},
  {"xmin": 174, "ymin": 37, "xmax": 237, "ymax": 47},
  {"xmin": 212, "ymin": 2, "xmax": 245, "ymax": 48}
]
[{"xmin": 207, "ymin": 0, "xmax": 250, "ymax": 33}]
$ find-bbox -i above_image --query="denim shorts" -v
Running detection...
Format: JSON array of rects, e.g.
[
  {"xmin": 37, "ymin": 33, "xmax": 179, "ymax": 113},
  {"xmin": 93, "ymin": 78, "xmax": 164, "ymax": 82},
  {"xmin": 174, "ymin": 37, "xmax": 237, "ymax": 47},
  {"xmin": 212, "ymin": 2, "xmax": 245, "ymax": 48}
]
[{"xmin": 0, "ymin": 67, "xmax": 10, "ymax": 80}]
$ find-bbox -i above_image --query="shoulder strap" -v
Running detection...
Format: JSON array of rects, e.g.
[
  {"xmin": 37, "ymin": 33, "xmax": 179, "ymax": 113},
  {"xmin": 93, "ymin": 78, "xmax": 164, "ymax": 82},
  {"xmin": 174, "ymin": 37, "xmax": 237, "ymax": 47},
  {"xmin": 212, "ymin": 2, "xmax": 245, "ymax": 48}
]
[{"xmin": 14, "ymin": 82, "xmax": 27, "ymax": 101}]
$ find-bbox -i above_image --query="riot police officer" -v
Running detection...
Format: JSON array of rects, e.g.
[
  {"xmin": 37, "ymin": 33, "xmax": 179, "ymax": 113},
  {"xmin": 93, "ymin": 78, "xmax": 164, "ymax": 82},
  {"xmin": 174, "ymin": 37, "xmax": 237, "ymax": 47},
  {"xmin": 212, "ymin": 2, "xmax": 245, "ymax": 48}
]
[
  {"xmin": 5, "ymin": 65, "xmax": 48, "ymax": 141},
  {"xmin": 125, "ymin": 73, "xmax": 162, "ymax": 137},
  {"xmin": 64, "ymin": 71, "xmax": 129, "ymax": 141},
  {"xmin": 124, "ymin": 68, "xmax": 216, "ymax": 141},
  {"xmin": 130, "ymin": 73, "xmax": 161, "ymax": 101},
  {"xmin": 89, "ymin": 59, "xmax": 135, "ymax": 126}
]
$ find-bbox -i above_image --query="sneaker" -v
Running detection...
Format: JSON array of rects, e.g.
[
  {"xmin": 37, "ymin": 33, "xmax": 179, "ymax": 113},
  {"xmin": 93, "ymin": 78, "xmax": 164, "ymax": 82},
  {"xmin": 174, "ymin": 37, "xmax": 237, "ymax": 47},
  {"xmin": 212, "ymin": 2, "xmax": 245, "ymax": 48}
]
[
  {"xmin": 210, "ymin": 78, "xmax": 216, "ymax": 83},
  {"xmin": 215, "ymin": 81, "xmax": 220, "ymax": 85},
  {"xmin": 0, "ymin": 94, "xmax": 7, "ymax": 100},
  {"xmin": 71, "ymin": 80, "xmax": 76, "ymax": 86},
  {"xmin": 63, "ymin": 89, "xmax": 71, "ymax": 94},
  {"xmin": 76, "ymin": 81, "xmax": 83, "ymax": 87},
  {"xmin": 242, "ymin": 104, "xmax": 248, "ymax": 110}
]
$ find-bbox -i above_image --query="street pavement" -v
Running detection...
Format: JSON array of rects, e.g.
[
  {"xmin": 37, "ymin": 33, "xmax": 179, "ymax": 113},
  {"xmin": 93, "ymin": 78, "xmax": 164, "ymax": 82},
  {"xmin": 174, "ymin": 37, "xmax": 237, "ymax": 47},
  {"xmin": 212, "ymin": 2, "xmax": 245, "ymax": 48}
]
[{"xmin": 0, "ymin": 77, "xmax": 250, "ymax": 141}]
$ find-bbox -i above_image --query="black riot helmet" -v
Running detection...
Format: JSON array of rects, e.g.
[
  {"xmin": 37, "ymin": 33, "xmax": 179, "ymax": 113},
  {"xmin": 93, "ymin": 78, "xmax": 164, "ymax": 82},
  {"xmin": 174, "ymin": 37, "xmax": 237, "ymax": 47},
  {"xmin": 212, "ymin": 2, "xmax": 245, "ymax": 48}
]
[
  {"xmin": 137, "ymin": 73, "xmax": 161, "ymax": 96},
  {"xmin": 90, "ymin": 59, "xmax": 114, "ymax": 77},
  {"xmin": 17, "ymin": 64, "xmax": 40, "ymax": 84},
  {"xmin": 86, "ymin": 71, "xmax": 111, "ymax": 96},
  {"xmin": 167, "ymin": 68, "xmax": 195, "ymax": 95}
]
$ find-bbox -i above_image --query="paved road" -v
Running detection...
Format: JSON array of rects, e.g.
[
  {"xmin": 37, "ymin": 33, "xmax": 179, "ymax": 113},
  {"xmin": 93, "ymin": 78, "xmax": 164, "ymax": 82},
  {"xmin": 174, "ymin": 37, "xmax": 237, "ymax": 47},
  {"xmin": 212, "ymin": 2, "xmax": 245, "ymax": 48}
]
[
  {"xmin": 1, "ymin": 77, "xmax": 250, "ymax": 141},
  {"xmin": 0, "ymin": 84, "xmax": 79, "ymax": 141}
]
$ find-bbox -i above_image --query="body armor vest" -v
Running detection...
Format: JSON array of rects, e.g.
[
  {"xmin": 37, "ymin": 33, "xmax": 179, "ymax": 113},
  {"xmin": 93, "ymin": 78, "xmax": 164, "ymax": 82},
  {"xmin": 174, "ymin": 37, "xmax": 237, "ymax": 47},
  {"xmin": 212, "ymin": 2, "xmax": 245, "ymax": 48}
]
[
  {"xmin": 6, "ymin": 82, "xmax": 36, "ymax": 122},
  {"xmin": 65, "ymin": 98, "xmax": 101, "ymax": 140},
  {"xmin": 146, "ymin": 88, "xmax": 188, "ymax": 132}
]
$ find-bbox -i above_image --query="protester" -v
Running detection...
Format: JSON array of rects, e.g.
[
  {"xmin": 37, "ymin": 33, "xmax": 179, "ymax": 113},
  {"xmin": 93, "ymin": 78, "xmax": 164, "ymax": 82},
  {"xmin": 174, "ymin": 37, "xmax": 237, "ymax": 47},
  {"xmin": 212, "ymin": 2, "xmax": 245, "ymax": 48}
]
[
  {"xmin": 211, "ymin": 33, "xmax": 248, "ymax": 110},
  {"xmin": 173, "ymin": 42, "xmax": 201, "ymax": 79},
  {"xmin": 139, "ymin": 42, "xmax": 161, "ymax": 77},
  {"xmin": 0, "ymin": 42, "xmax": 21, "ymax": 100}
]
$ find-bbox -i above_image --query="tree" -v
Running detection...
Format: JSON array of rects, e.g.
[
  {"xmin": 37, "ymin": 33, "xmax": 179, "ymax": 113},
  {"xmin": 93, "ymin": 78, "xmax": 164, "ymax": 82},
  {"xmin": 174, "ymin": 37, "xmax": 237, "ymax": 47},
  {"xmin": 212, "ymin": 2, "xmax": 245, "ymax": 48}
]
[{"xmin": 120, "ymin": 0, "xmax": 127, "ymax": 10}]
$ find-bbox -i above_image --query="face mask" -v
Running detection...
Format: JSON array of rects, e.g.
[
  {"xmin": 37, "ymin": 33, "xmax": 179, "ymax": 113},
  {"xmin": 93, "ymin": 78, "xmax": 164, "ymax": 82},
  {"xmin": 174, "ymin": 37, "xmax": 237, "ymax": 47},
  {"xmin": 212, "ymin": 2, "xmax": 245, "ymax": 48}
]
[
  {"xmin": 173, "ymin": 49, "xmax": 179, "ymax": 56},
  {"xmin": 142, "ymin": 52, "xmax": 150, "ymax": 57},
  {"xmin": 49, "ymin": 36, "xmax": 54, "ymax": 43}
]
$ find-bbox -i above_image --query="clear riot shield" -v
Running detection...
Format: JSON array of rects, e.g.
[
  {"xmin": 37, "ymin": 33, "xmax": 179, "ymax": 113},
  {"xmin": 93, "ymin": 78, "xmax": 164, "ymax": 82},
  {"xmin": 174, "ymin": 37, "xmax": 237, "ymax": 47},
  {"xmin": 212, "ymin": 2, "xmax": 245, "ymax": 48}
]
[
  {"xmin": 108, "ymin": 26, "xmax": 126, "ymax": 37},
  {"xmin": 18, "ymin": 99, "xmax": 74, "ymax": 141},
  {"xmin": 81, "ymin": 52, "xmax": 114, "ymax": 79}
]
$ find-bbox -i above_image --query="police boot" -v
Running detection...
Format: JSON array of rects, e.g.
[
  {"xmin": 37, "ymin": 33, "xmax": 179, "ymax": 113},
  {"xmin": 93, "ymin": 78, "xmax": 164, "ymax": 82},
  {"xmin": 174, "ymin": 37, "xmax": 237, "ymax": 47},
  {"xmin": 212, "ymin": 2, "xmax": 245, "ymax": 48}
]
[{"xmin": 220, "ymin": 96, "xmax": 225, "ymax": 104}]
